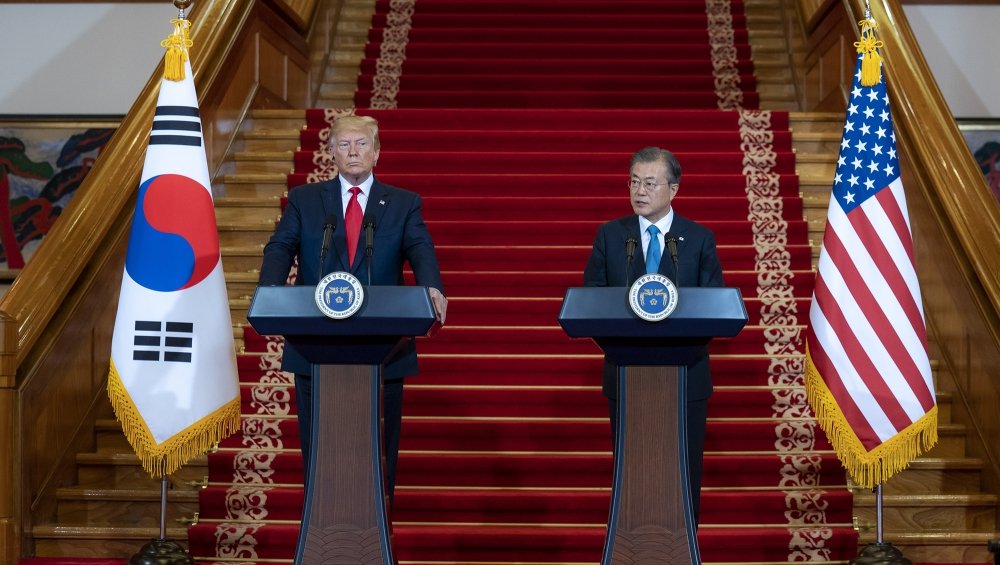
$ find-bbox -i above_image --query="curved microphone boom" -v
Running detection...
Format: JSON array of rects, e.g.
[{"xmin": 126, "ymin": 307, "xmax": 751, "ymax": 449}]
[{"xmin": 319, "ymin": 213, "xmax": 337, "ymax": 281}]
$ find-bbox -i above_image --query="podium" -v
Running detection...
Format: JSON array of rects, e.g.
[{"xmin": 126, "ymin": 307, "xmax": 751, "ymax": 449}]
[
  {"xmin": 247, "ymin": 285, "xmax": 437, "ymax": 565},
  {"xmin": 558, "ymin": 287, "xmax": 747, "ymax": 565}
]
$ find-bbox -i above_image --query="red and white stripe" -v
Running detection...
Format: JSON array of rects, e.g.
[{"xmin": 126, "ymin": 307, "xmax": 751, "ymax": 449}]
[{"xmin": 807, "ymin": 177, "xmax": 934, "ymax": 450}]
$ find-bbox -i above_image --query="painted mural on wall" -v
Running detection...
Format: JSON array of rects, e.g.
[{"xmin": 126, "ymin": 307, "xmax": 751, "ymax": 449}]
[
  {"xmin": 0, "ymin": 126, "xmax": 114, "ymax": 269},
  {"xmin": 959, "ymin": 122, "xmax": 1000, "ymax": 203}
]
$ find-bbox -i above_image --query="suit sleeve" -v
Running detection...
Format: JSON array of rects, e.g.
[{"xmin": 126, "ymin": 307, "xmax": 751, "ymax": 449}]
[
  {"xmin": 401, "ymin": 194, "xmax": 445, "ymax": 293},
  {"xmin": 698, "ymin": 229, "xmax": 725, "ymax": 288},
  {"xmin": 583, "ymin": 224, "xmax": 610, "ymax": 287},
  {"xmin": 258, "ymin": 191, "xmax": 302, "ymax": 286}
]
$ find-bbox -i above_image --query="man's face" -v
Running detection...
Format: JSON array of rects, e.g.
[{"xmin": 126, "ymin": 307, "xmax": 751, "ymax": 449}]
[
  {"xmin": 333, "ymin": 126, "xmax": 380, "ymax": 182},
  {"xmin": 630, "ymin": 159, "xmax": 678, "ymax": 223}
]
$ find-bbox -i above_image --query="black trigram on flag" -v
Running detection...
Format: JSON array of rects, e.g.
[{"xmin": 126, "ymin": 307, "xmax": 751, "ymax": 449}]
[
  {"xmin": 133, "ymin": 321, "xmax": 194, "ymax": 363},
  {"xmin": 149, "ymin": 105, "xmax": 202, "ymax": 147}
]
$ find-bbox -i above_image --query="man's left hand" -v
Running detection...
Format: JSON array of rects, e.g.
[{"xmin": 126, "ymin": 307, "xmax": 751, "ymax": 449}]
[{"xmin": 428, "ymin": 287, "xmax": 448, "ymax": 325}]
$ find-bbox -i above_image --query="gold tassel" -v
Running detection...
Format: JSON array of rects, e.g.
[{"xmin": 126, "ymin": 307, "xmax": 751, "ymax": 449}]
[
  {"xmin": 804, "ymin": 345, "xmax": 938, "ymax": 488},
  {"xmin": 108, "ymin": 360, "xmax": 241, "ymax": 477},
  {"xmin": 161, "ymin": 17, "xmax": 193, "ymax": 82},
  {"xmin": 854, "ymin": 18, "xmax": 885, "ymax": 86}
]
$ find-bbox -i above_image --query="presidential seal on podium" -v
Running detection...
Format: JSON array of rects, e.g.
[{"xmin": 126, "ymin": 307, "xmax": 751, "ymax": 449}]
[
  {"xmin": 314, "ymin": 271, "xmax": 365, "ymax": 319},
  {"xmin": 628, "ymin": 273, "xmax": 679, "ymax": 322}
]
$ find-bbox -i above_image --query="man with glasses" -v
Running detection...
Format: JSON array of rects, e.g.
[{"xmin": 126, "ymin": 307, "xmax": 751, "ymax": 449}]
[{"xmin": 583, "ymin": 146, "xmax": 723, "ymax": 521}]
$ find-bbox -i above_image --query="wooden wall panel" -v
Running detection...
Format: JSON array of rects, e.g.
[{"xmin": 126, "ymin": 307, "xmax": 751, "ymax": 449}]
[
  {"xmin": 288, "ymin": 55, "xmax": 310, "ymax": 109},
  {"xmin": 901, "ymin": 145, "xmax": 1000, "ymax": 498},
  {"xmin": 203, "ymin": 41, "xmax": 258, "ymax": 179},
  {"xmin": 201, "ymin": 5, "xmax": 311, "ymax": 182},
  {"xmin": 260, "ymin": 33, "xmax": 288, "ymax": 99},
  {"xmin": 15, "ymin": 219, "xmax": 128, "ymax": 552},
  {"xmin": 801, "ymin": 0, "xmax": 856, "ymax": 112}
]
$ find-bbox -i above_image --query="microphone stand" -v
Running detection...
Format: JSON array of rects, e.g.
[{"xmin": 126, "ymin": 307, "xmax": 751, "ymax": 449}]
[
  {"xmin": 319, "ymin": 217, "xmax": 335, "ymax": 281},
  {"xmin": 666, "ymin": 237, "xmax": 679, "ymax": 285},
  {"xmin": 364, "ymin": 220, "xmax": 375, "ymax": 286},
  {"xmin": 625, "ymin": 238, "xmax": 637, "ymax": 283}
]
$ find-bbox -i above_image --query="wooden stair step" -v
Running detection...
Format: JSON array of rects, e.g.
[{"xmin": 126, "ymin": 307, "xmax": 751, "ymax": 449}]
[
  {"xmin": 880, "ymin": 458, "xmax": 986, "ymax": 495},
  {"xmin": 855, "ymin": 531, "xmax": 999, "ymax": 564},
  {"xmin": 789, "ymin": 112, "xmax": 843, "ymax": 130},
  {"xmin": 32, "ymin": 525, "xmax": 189, "ymax": 558},
  {"xmin": 76, "ymin": 452, "xmax": 207, "ymax": 490},
  {"xmin": 55, "ymin": 487, "xmax": 199, "ymax": 527},
  {"xmin": 854, "ymin": 493, "xmax": 998, "ymax": 531},
  {"xmin": 249, "ymin": 108, "xmax": 306, "ymax": 121},
  {"xmin": 217, "ymin": 222, "xmax": 278, "ymax": 248},
  {"xmin": 215, "ymin": 200, "xmax": 283, "ymax": 224},
  {"xmin": 221, "ymin": 245, "xmax": 266, "ymax": 274}
]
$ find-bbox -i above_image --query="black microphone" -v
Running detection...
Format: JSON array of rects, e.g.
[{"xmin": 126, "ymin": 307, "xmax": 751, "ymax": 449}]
[
  {"xmin": 666, "ymin": 236, "xmax": 679, "ymax": 285},
  {"xmin": 363, "ymin": 217, "xmax": 376, "ymax": 285},
  {"xmin": 319, "ymin": 213, "xmax": 337, "ymax": 281},
  {"xmin": 625, "ymin": 237, "xmax": 638, "ymax": 284}
]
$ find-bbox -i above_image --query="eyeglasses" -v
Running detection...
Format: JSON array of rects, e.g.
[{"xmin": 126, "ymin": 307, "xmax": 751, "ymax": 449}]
[{"xmin": 628, "ymin": 179, "xmax": 675, "ymax": 192}]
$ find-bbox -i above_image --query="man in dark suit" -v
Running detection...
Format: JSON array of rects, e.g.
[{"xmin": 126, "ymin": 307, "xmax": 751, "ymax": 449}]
[
  {"xmin": 258, "ymin": 115, "xmax": 447, "ymax": 502},
  {"xmin": 583, "ymin": 146, "xmax": 723, "ymax": 521}
]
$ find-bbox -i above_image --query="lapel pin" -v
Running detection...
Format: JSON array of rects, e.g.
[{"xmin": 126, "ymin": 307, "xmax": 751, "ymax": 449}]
[{"xmin": 379, "ymin": 200, "xmax": 386, "ymax": 205}]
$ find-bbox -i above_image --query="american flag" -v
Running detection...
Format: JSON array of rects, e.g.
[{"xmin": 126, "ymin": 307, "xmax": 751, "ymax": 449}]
[{"xmin": 805, "ymin": 56, "xmax": 938, "ymax": 489}]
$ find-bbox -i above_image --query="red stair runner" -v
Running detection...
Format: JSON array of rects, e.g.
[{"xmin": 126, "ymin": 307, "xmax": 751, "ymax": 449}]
[{"xmin": 189, "ymin": 0, "xmax": 857, "ymax": 562}]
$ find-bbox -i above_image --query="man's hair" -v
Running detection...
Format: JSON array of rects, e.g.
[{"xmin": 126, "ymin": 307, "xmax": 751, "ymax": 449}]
[
  {"xmin": 332, "ymin": 115, "xmax": 380, "ymax": 151},
  {"xmin": 630, "ymin": 146, "xmax": 681, "ymax": 184}
]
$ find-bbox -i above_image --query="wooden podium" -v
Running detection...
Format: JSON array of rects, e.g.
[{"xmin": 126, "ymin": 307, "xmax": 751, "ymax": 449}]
[
  {"xmin": 558, "ymin": 287, "xmax": 747, "ymax": 565},
  {"xmin": 247, "ymin": 285, "xmax": 437, "ymax": 565}
]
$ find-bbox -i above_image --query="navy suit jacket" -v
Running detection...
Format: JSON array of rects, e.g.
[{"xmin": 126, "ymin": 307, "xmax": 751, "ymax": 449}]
[
  {"xmin": 583, "ymin": 213, "xmax": 724, "ymax": 400},
  {"xmin": 258, "ymin": 176, "xmax": 444, "ymax": 379}
]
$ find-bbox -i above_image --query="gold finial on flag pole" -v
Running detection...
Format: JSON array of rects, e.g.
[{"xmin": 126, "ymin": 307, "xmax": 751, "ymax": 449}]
[
  {"xmin": 855, "ymin": 3, "xmax": 884, "ymax": 86},
  {"xmin": 161, "ymin": 0, "xmax": 194, "ymax": 82}
]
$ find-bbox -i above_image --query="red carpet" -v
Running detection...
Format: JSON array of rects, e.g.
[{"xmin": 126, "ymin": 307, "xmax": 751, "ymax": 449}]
[{"xmin": 188, "ymin": 0, "xmax": 858, "ymax": 562}]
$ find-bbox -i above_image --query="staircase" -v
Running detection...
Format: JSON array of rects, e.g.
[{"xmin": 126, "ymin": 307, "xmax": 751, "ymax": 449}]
[{"xmin": 26, "ymin": 0, "xmax": 998, "ymax": 562}]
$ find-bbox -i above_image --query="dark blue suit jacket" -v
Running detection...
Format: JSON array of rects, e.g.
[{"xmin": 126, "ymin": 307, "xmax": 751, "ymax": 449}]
[
  {"xmin": 258, "ymin": 176, "xmax": 444, "ymax": 379},
  {"xmin": 583, "ymin": 213, "xmax": 724, "ymax": 400}
]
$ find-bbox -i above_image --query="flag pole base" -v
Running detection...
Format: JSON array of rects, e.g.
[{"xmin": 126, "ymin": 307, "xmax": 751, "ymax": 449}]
[
  {"xmin": 850, "ymin": 542, "xmax": 913, "ymax": 565},
  {"xmin": 127, "ymin": 538, "xmax": 196, "ymax": 565}
]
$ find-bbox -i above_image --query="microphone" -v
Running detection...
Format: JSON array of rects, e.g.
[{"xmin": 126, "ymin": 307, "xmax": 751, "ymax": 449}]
[
  {"xmin": 625, "ymin": 237, "xmax": 638, "ymax": 284},
  {"xmin": 319, "ymin": 213, "xmax": 337, "ymax": 281},
  {"xmin": 666, "ymin": 236, "xmax": 679, "ymax": 285},
  {"xmin": 363, "ymin": 217, "xmax": 376, "ymax": 285}
]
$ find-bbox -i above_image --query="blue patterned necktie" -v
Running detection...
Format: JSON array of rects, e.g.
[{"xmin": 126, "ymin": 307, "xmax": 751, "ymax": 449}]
[{"xmin": 645, "ymin": 224, "xmax": 661, "ymax": 274}]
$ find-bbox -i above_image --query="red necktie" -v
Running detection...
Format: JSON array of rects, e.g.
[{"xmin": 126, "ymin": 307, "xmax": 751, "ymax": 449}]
[{"xmin": 345, "ymin": 186, "xmax": 363, "ymax": 266}]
